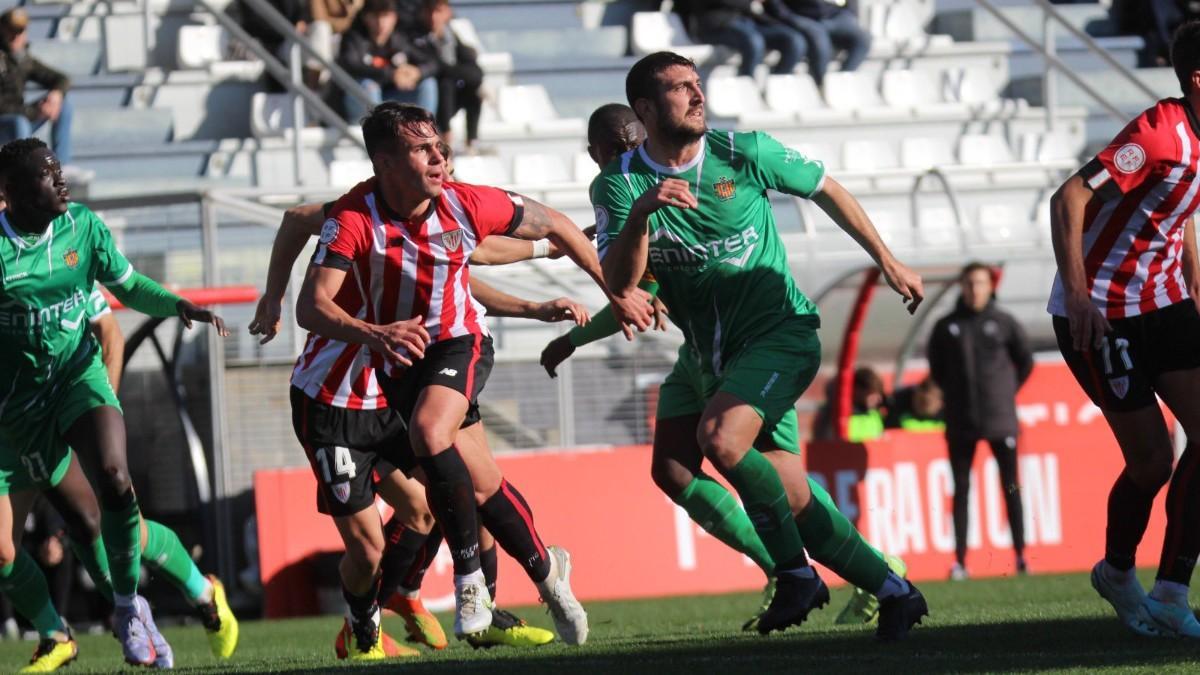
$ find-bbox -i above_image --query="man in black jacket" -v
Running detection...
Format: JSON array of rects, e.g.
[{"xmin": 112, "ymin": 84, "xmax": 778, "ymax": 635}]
[
  {"xmin": 0, "ymin": 9, "xmax": 74, "ymax": 164},
  {"xmin": 928, "ymin": 262, "xmax": 1034, "ymax": 580},
  {"xmin": 337, "ymin": 0, "xmax": 437, "ymax": 123}
]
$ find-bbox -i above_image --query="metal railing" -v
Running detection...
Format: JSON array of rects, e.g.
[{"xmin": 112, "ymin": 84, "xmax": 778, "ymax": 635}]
[{"xmin": 974, "ymin": 0, "xmax": 1158, "ymax": 128}]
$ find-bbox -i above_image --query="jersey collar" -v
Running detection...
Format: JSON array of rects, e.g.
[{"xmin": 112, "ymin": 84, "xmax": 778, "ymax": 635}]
[
  {"xmin": 0, "ymin": 210, "xmax": 53, "ymax": 249},
  {"xmin": 637, "ymin": 136, "xmax": 707, "ymax": 176}
]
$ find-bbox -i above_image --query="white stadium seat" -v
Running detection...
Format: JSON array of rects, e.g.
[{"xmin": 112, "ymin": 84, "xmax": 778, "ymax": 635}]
[
  {"xmin": 497, "ymin": 85, "xmax": 585, "ymax": 135},
  {"xmin": 823, "ymin": 71, "xmax": 907, "ymax": 121},
  {"xmin": 177, "ymin": 25, "xmax": 227, "ymax": 70},
  {"xmin": 842, "ymin": 139, "xmax": 899, "ymax": 172},
  {"xmin": 791, "ymin": 142, "xmax": 840, "ymax": 172},
  {"xmin": 574, "ymin": 153, "xmax": 598, "ymax": 183},
  {"xmin": 512, "ymin": 153, "xmax": 571, "ymax": 185},
  {"xmin": 250, "ymin": 92, "xmax": 292, "ymax": 138},
  {"xmin": 453, "ymin": 155, "xmax": 511, "ymax": 185},
  {"xmin": 917, "ymin": 206, "xmax": 962, "ymax": 247},
  {"xmin": 977, "ymin": 203, "xmax": 1025, "ymax": 244},
  {"xmin": 900, "ymin": 137, "xmax": 955, "ymax": 170},
  {"xmin": 329, "ymin": 159, "xmax": 372, "ymax": 188},
  {"xmin": 883, "ymin": 3, "xmax": 928, "ymax": 46},
  {"xmin": 880, "ymin": 69, "xmax": 968, "ymax": 117},
  {"xmin": 705, "ymin": 75, "xmax": 766, "ymax": 119},
  {"xmin": 763, "ymin": 74, "xmax": 844, "ymax": 122},
  {"xmin": 957, "ymin": 134, "xmax": 1015, "ymax": 166},
  {"xmin": 631, "ymin": 12, "xmax": 714, "ymax": 62}
]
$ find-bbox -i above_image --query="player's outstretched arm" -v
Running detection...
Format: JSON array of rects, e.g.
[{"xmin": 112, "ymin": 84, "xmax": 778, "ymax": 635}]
[
  {"xmin": 601, "ymin": 177, "xmax": 695, "ymax": 295},
  {"xmin": 468, "ymin": 277, "xmax": 589, "ymax": 325},
  {"xmin": 539, "ymin": 279, "xmax": 662, "ymax": 377},
  {"xmin": 813, "ymin": 176, "xmax": 923, "ymax": 314},
  {"xmin": 296, "ymin": 265, "xmax": 429, "ymax": 366},
  {"xmin": 509, "ymin": 195, "xmax": 653, "ymax": 335},
  {"xmin": 249, "ymin": 202, "xmax": 326, "ymax": 344},
  {"xmin": 470, "ymin": 236, "xmax": 548, "ymax": 265},
  {"xmin": 1050, "ymin": 174, "xmax": 1110, "ymax": 350},
  {"xmin": 107, "ymin": 272, "xmax": 229, "ymax": 336}
]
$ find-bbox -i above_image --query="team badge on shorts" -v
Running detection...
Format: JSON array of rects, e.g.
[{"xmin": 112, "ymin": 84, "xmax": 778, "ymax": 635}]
[
  {"xmin": 1109, "ymin": 375, "xmax": 1130, "ymax": 399},
  {"xmin": 714, "ymin": 176, "xmax": 736, "ymax": 201},
  {"xmin": 440, "ymin": 228, "xmax": 463, "ymax": 252},
  {"xmin": 331, "ymin": 481, "xmax": 351, "ymax": 504},
  {"xmin": 63, "ymin": 248, "xmax": 79, "ymax": 269}
]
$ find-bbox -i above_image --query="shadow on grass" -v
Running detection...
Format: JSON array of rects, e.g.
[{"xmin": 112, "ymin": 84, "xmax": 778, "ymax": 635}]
[{"xmin": 222, "ymin": 615, "xmax": 1200, "ymax": 675}]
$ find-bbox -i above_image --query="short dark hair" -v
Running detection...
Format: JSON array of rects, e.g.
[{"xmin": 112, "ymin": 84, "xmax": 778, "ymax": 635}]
[
  {"xmin": 587, "ymin": 103, "xmax": 643, "ymax": 151},
  {"xmin": 1172, "ymin": 21, "xmax": 1200, "ymax": 95},
  {"xmin": 361, "ymin": 102, "xmax": 438, "ymax": 159},
  {"xmin": 362, "ymin": 0, "xmax": 396, "ymax": 15},
  {"xmin": 960, "ymin": 261, "xmax": 992, "ymax": 281},
  {"xmin": 625, "ymin": 51, "xmax": 697, "ymax": 114},
  {"xmin": 0, "ymin": 137, "xmax": 47, "ymax": 184}
]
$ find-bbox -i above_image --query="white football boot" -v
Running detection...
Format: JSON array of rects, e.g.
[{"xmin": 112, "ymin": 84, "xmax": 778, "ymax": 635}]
[
  {"xmin": 537, "ymin": 546, "xmax": 589, "ymax": 645},
  {"xmin": 454, "ymin": 570, "xmax": 493, "ymax": 638},
  {"xmin": 1090, "ymin": 561, "xmax": 1160, "ymax": 636},
  {"xmin": 1140, "ymin": 595, "xmax": 1200, "ymax": 638}
]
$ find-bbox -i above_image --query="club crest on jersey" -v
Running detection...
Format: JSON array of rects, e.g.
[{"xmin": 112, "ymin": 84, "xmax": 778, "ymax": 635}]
[
  {"xmin": 713, "ymin": 176, "xmax": 736, "ymax": 201},
  {"xmin": 331, "ymin": 481, "xmax": 351, "ymax": 504},
  {"xmin": 440, "ymin": 228, "xmax": 463, "ymax": 252},
  {"xmin": 319, "ymin": 219, "xmax": 339, "ymax": 245},
  {"xmin": 62, "ymin": 248, "xmax": 79, "ymax": 270},
  {"xmin": 1114, "ymin": 143, "xmax": 1146, "ymax": 174},
  {"xmin": 1109, "ymin": 375, "xmax": 1130, "ymax": 400}
]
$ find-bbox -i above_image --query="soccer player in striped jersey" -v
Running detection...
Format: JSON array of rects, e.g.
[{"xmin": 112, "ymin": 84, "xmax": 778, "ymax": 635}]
[
  {"xmin": 251, "ymin": 170, "xmax": 571, "ymax": 656},
  {"xmin": 543, "ymin": 102, "xmax": 909, "ymax": 632},
  {"xmin": 1049, "ymin": 20, "xmax": 1200, "ymax": 639},
  {"xmin": 0, "ymin": 138, "xmax": 227, "ymax": 670},
  {"xmin": 595, "ymin": 53, "xmax": 927, "ymax": 640}
]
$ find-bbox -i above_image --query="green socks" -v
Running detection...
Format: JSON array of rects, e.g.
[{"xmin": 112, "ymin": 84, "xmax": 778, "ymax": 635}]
[
  {"xmin": 724, "ymin": 449, "xmax": 807, "ymax": 569},
  {"xmin": 142, "ymin": 520, "xmax": 211, "ymax": 604},
  {"xmin": 796, "ymin": 478, "xmax": 889, "ymax": 593},
  {"xmin": 69, "ymin": 537, "xmax": 114, "ymax": 602},
  {"xmin": 674, "ymin": 474, "xmax": 775, "ymax": 574},
  {"xmin": 0, "ymin": 550, "xmax": 67, "ymax": 637},
  {"xmin": 100, "ymin": 495, "xmax": 143, "ymax": 602}
]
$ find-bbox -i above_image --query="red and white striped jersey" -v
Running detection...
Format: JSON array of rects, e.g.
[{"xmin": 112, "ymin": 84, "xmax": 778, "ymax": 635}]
[
  {"xmin": 290, "ymin": 178, "xmax": 523, "ymax": 408},
  {"xmin": 1049, "ymin": 98, "xmax": 1200, "ymax": 319}
]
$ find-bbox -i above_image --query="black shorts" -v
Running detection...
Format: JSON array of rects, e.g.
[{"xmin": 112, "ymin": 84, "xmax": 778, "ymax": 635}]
[
  {"xmin": 289, "ymin": 386, "xmax": 416, "ymax": 517},
  {"xmin": 1053, "ymin": 300, "xmax": 1200, "ymax": 412},
  {"xmin": 379, "ymin": 334, "xmax": 494, "ymax": 428}
]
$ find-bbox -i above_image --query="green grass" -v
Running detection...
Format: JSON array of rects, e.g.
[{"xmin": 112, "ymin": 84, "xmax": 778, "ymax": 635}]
[{"xmin": 5, "ymin": 571, "xmax": 1200, "ymax": 673}]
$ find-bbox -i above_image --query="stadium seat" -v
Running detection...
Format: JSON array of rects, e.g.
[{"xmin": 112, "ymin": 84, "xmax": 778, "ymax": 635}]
[
  {"xmin": 496, "ymin": 85, "xmax": 585, "ymax": 135},
  {"xmin": 448, "ymin": 18, "xmax": 512, "ymax": 73},
  {"xmin": 512, "ymin": 153, "xmax": 571, "ymax": 185},
  {"xmin": 764, "ymin": 74, "xmax": 844, "ymax": 123},
  {"xmin": 453, "ymin": 155, "xmax": 511, "ymax": 185},
  {"xmin": 823, "ymin": 71, "xmax": 907, "ymax": 121},
  {"xmin": 917, "ymin": 206, "xmax": 962, "ymax": 247},
  {"xmin": 957, "ymin": 134, "xmax": 1015, "ymax": 166},
  {"xmin": 574, "ymin": 153, "xmax": 598, "ymax": 183},
  {"xmin": 706, "ymin": 75, "xmax": 788, "ymax": 125},
  {"xmin": 977, "ymin": 203, "xmax": 1027, "ymax": 244},
  {"xmin": 177, "ymin": 25, "xmax": 227, "ymax": 70},
  {"xmin": 879, "ymin": 70, "xmax": 968, "ymax": 117},
  {"xmin": 900, "ymin": 137, "xmax": 955, "ymax": 170},
  {"xmin": 329, "ymin": 158, "xmax": 372, "ymax": 188},
  {"xmin": 249, "ymin": 93, "xmax": 293, "ymax": 139},
  {"xmin": 791, "ymin": 142, "xmax": 840, "ymax": 172},
  {"xmin": 841, "ymin": 139, "xmax": 899, "ymax": 172},
  {"xmin": 631, "ymin": 11, "xmax": 714, "ymax": 62},
  {"xmin": 883, "ymin": 2, "xmax": 928, "ymax": 46},
  {"xmin": 1035, "ymin": 131, "xmax": 1080, "ymax": 162}
]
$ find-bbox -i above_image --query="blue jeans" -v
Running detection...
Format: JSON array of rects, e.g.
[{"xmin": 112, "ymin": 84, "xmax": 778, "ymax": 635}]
[
  {"xmin": 344, "ymin": 77, "xmax": 439, "ymax": 125},
  {"xmin": 699, "ymin": 17, "xmax": 808, "ymax": 77},
  {"xmin": 0, "ymin": 94, "xmax": 75, "ymax": 163},
  {"xmin": 783, "ymin": 9, "xmax": 872, "ymax": 85}
]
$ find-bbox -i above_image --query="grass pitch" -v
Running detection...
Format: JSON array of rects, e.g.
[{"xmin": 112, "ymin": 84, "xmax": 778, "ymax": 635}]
[{"xmin": 4, "ymin": 570, "xmax": 1199, "ymax": 673}]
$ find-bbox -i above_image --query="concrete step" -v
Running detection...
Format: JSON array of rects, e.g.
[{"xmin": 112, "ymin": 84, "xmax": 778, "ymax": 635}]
[{"xmin": 935, "ymin": 3, "xmax": 1118, "ymax": 43}]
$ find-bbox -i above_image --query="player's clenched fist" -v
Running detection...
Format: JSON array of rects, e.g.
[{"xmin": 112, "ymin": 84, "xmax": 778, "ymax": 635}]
[
  {"xmin": 632, "ymin": 177, "xmax": 697, "ymax": 217},
  {"xmin": 371, "ymin": 316, "xmax": 430, "ymax": 367}
]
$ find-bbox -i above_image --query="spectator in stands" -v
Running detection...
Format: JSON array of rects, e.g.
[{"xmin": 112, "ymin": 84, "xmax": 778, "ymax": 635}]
[
  {"xmin": 928, "ymin": 262, "xmax": 1033, "ymax": 580},
  {"xmin": 1110, "ymin": 0, "xmax": 1189, "ymax": 66},
  {"xmin": 884, "ymin": 377, "xmax": 945, "ymax": 433},
  {"xmin": 680, "ymin": 0, "xmax": 809, "ymax": 78},
  {"xmin": 812, "ymin": 367, "xmax": 887, "ymax": 442},
  {"xmin": 0, "ymin": 9, "xmax": 75, "ymax": 166},
  {"xmin": 411, "ymin": 0, "xmax": 483, "ymax": 150},
  {"xmin": 774, "ymin": 0, "xmax": 871, "ymax": 87},
  {"xmin": 338, "ymin": 0, "xmax": 438, "ymax": 122},
  {"xmin": 239, "ymin": 0, "xmax": 312, "ymax": 90},
  {"xmin": 311, "ymin": 0, "xmax": 365, "ymax": 35}
]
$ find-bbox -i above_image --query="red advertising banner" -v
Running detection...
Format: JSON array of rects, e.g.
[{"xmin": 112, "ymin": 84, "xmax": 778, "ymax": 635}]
[{"xmin": 255, "ymin": 361, "xmax": 1169, "ymax": 617}]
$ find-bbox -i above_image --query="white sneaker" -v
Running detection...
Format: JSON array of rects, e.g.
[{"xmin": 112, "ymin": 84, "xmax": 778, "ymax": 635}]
[
  {"xmin": 1140, "ymin": 596, "xmax": 1200, "ymax": 638},
  {"xmin": 453, "ymin": 571, "xmax": 493, "ymax": 638},
  {"xmin": 949, "ymin": 563, "xmax": 968, "ymax": 581},
  {"xmin": 537, "ymin": 545, "xmax": 588, "ymax": 645},
  {"xmin": 1090, "ymin": 561, "xmax": 1160, "ymax": 636}
]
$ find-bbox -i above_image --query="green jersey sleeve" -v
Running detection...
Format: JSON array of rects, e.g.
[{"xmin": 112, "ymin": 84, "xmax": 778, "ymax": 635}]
[
  {"xmin": 591, "ymin": 170, "xmax": 635, "ymax": 262},
  {"xmin": 84, "ymin": 206, "xmax": 133, "ymax": 285},
  {"xmin": 86, "ymin": 284, "xmax": 111, "ymax": 324},
  {"xmin": 743, "ymin": 131, "xmax": 826, "ymax": 198}
]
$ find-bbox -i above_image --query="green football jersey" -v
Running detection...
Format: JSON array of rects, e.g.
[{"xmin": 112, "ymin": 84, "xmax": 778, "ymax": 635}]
[
  {"xmin": 0, "ymin": 203, "xmax": 132, "ymax": 421},
  {"xmin": 593, "ymin": 129, "xmax": 824, "ymax": 375}
]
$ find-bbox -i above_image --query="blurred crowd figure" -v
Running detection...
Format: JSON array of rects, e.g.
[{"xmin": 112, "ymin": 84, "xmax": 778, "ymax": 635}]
[
  {"xmin": 928, "ymin": 262, "xmax": 1033, "ymax": 580},
  {"xmin": 0, "ymin": 8, "xmax": 76, "ymax": 173},
  {"xmin": 812, "ymin": 368, "xmax": 945, "ymax": 443},
  {"xmin": 1108, "ymin": 0, "xmax": 1200, "ymax": 66},
  {"xmin": 674, "ymin": 0, "xmax": 870, "ymax": 85},
  {"xmin": 240, "ymin": 0, "xmax": 485, "ymax": 149}
]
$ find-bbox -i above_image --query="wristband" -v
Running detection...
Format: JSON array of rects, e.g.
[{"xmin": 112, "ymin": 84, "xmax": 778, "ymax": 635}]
[{"xmin": 532, "ymin": 239, "xmax": 551, "ymax": 258}]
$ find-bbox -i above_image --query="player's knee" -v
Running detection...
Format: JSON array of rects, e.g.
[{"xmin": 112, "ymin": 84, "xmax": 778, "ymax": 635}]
[
  {"xmin": 1129, "ymin": 459, "xmax": 1172, "ymax": 492},
  {"xmin": 650, "ymin": 457, "xmax": 691, "ymax": 498},
  {"xmin": 99, "ymin": 460, "xmax": 132, "ymax": 494},
  {"xmin": 346, "ymin": 535, "xmax": 384, "ymax": 572},
  {"xmin": 698, "ymin": 433, "xmax": 746, "ymax": 471},
  {"xmin": 408, "ymin": 423, "xmax": 455, "ymax": 458}
]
